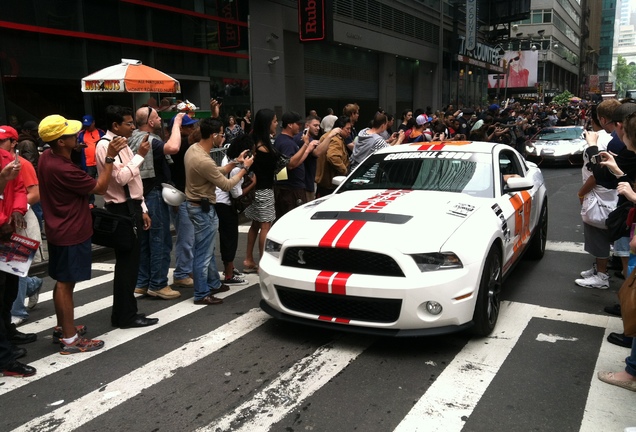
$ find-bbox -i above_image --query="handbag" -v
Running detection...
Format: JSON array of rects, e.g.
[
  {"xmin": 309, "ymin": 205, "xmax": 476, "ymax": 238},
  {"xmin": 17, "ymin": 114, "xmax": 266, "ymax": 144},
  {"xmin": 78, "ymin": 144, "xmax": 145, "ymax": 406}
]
[
  {"xmin": 606, "ymin": 200, "xmax": 635, "ymax": 242},
  {"xmin": 91, "ymin": 182, "xmax": 137, "ymax": 250},
  {"xmin": 273, "ymin": 149, "xmax": 290, "ymax": 175},
  {"xmin": 231, "ymin": 173, "xmax": 256, "ymax": 213},
  {"xmin": 581, "ymin": 188, "xmax": 617, "ymax": 229},
  {"xmin": 618, "ymin": 266, "xmax": 636, "ymax": 337}
]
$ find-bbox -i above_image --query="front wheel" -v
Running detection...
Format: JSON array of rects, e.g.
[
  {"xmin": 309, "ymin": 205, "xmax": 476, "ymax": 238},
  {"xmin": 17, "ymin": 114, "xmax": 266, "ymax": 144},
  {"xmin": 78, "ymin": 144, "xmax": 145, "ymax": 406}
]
[
  {"xmin": 526, "ymin": 199, "xmax": 548, "ymax": 260},
  {"xmin": 472, "ymin": 246, "xmax": 503, "ymax": 337}
]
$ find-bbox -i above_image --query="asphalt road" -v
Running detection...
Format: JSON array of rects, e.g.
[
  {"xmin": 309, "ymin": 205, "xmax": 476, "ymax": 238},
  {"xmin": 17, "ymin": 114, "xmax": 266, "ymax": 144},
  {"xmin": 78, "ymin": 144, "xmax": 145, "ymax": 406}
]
[{"xmin": 1, "ymin": 165, "xmax": 635, "ymax": 431}]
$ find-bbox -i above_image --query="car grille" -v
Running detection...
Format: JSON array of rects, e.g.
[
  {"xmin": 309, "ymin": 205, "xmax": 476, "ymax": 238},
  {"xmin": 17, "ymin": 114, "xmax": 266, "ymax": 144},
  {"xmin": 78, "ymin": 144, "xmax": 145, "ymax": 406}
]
[
  {"xmin": 281, "ymin": 247, "xmax": 404, "ymax": 277},
  {"xmin": 276, "ymin": 286, "xmax": 402, "ymax": 323}
]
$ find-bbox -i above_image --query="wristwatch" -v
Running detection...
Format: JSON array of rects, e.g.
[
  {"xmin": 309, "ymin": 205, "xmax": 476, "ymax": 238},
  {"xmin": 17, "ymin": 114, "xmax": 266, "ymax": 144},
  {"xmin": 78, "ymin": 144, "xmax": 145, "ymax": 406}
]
[{"xmin": 105, "ymin": 156, "xmax": 116, "ymax": 164}]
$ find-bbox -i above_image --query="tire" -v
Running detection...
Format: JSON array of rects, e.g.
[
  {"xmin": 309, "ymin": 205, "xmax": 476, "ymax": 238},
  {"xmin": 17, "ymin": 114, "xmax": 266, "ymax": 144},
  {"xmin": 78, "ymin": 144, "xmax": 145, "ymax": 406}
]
[
  {"xmin": 526, "ymin": 199, "xmax": 548, "ymax": 260},
  {"xmin": 472, "ymin": 246, "xmax": 502, "ymax": 337}
]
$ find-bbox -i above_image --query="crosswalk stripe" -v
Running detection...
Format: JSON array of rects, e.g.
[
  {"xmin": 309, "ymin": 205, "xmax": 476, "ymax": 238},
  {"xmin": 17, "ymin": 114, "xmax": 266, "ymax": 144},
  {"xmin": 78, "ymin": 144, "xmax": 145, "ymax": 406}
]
[
  {"xmin": 545, "ymin": 240, "xmax": 585, "ymax": 254},
  {"xmin": 395, "ymin": 301, "xmax": 620, "ymax": 432},
  {"xmin": 35, "ymin": 272, "xmax": 114, "ymax": 305},
  {"xmin": 0, "ymin": 280, "xmax": 256, "ymax": 396},
  {"xmin": 199, "ymin": 335, "xmax": 372, "ymax": 431},
  {"xmin": 12, "ymin": 308, "xmax": 270, "ymax": 432}
]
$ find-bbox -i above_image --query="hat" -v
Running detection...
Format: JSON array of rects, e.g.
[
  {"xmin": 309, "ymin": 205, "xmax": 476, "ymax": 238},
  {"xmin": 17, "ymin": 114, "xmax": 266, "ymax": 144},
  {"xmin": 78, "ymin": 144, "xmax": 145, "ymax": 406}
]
[
  {"xmin": 488, "ymin": 104, "xmax": 500, "ymax": 111},
  {"xmin": 612, "ymin": 102, "xmax": 636, "ymax": 123},
  {"xmin": 22, "ymin": 120, "xmax": 38, "ymax": 131},
  {"xmin": 416, "ymin": 114, "xmax": 432, "ymax": 125},
  {"xmin": 281, "ymin": 111, "xmax": 302, "ymax": 128},
  {"xmin": 0, "ymin": 126, "xmax": 18, "ymax": 141},
  {"xmin": 82, "ymin": 115, "xmax": 94, "ymax": 127},
  {"xmin": 38, "ymin": 115, "xmax": 82, "ymax": 142},
  {"xmin": 168, "ymin": 114, "xmax": 198, "ymax": 129},
  {"xmin": 462, "ymin": 108, "xmax": 474, "ymax": 116}
]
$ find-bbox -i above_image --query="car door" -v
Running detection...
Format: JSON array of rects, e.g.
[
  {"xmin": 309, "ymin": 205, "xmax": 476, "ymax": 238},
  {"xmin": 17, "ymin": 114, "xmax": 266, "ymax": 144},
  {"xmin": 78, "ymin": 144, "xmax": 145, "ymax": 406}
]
[{"xmin": 496, "ymin": 148, "xmax": 535, "ymax": 272}]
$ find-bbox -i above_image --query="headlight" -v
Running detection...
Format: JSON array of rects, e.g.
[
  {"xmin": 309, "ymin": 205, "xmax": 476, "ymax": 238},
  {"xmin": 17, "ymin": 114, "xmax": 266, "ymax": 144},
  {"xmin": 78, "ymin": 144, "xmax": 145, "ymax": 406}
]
[
  {"xmin": 265, "ymin": 239, "xmax": 282, "ymax": 258},
  {"xmin": 411, "ymin": 253, "xmax": 463, "ymax": 271}
]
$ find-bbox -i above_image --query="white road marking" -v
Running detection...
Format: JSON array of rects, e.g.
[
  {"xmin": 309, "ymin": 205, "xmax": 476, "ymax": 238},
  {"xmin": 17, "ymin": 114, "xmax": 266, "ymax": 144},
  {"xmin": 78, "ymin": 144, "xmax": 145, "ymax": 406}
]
[
  {"xmin": 536, "ymin": 333, "xmax": 578, "ymax": 343},
  {"xmin": 35, "ymin": 273, "xmax": 114, "ymax": 305},
  {"xmin": 0, "ymin": 279, "xmax": 257, "ymax": 396},
  {"xmin": 199, "ymin": 335, "xmax": 371, "ymax": 432},
  {"xmin": 394, "ymin": 302, "xmax": 618, "ymax": 432},
  {"xmin": 13, "ymin": 308, "xmax": 270, "ymax": 432},
  {"xmin": 545, "ymin": 240, "xmax": 585, "ymax": 254}
]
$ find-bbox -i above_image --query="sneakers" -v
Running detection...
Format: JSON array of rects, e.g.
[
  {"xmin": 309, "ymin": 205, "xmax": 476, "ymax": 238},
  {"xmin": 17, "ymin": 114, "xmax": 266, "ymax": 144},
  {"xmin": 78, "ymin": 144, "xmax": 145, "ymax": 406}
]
[
  {"xmin": 0, "ymin": 360, "xmax": 36, "ymax": 377},
  {"xmin": 52, "ymin": 325, "xmax": 87, "ymax": 344},
  {"xmin": 173, "ymin": 277, "xmax": 194, "ymax": 288},
  {"xmin": 27, "ymin": 277, "xmax": 43, "ymax": 310},
  {"xmin": 134, "ymin": 287, "xmax": 148, "ymax": 295},
  {"xmin": 575, "ymin": 272, "xmax": 610, "ymax": 289},
  {"xmin": 60, "ymin": 337, "xmax": 104, "ymax": 355},
  {"xmin": 580, "ymin": 263, "xmax": 597, "ymax": 278},
  {"xmin": 11, "ymin": 316, "xmax": 26, "ymax": 326},
  {"xmin": 147, "ymin": 286, "xmax": 181, "ymax": 299},
  {"xmin": 224, "ymin": 268, "xmax": 244, "ymax": 277},
  {"xmin": 223, "ymin": 276, "xmax": 249, "ymax": 286}
]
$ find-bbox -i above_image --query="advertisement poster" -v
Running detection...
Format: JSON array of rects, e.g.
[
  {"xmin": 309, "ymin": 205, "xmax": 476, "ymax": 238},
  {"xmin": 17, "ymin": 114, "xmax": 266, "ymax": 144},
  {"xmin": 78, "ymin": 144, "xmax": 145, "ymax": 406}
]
[
  {"xmin": 488, "ymin": 49, "xmax": 539, "ymax": 88},
  {"xmin": 0, "ymin": 233, "xmax": 40, "ymax": 277}
]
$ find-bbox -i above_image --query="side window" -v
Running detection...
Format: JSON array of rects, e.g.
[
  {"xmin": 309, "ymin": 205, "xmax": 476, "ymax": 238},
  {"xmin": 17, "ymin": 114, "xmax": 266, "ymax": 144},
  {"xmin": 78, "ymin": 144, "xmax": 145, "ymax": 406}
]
[{"xmin": 499, "ymin": 150, "xmax": 524, "ymax": 193}]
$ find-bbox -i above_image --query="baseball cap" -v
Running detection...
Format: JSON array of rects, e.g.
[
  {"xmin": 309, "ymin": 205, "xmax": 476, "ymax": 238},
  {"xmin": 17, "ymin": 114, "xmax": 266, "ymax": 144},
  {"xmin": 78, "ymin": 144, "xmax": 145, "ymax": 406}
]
[
  {"xmin": 612, "ymin": 102, "xmax": 636, "ymax": 123},
  {"xmin": 22, "ymin": 120, "xmax": 38, "ymax": 131},
  {"xmin": 38, "ymin": 115, "xmax": 82, "ymax": 142},
  {"xmin": 281, "ymin": 111, "xmax": 302, "ymax": 128},
  {"xmin": 0, "ymin": 126, "xmax": 18, "ymax": 141},
  {"xmin": 416, "ymin": 114, "xmax": 431, "ymax": 125},
  {"xmin": 82, "ymin": 114, "xmax": 94, "ymax": 127},
  {"xmin": 168, "ymin": 114, "xmax": 198, "ymax": 129},
  {"xmin": 488, "ymin": 104, "xmax": 500, "ymax": 111}
]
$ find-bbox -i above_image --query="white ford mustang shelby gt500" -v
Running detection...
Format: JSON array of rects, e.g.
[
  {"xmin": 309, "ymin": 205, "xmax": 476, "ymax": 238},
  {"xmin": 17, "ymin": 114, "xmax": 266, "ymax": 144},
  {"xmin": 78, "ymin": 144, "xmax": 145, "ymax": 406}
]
[{"xmin": 259, "ymin": 142, "xmax": 548, "ymax": 336}]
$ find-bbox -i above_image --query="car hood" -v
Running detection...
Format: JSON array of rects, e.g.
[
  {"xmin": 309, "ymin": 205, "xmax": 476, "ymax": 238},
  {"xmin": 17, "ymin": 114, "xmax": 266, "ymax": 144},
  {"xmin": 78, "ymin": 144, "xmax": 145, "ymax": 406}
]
[
  {"xmin": 530, "ymin": 138, "xmax": 586, "ymax": 156},
  {"xmin": 271, "ymin": 190, "xmax": 485, "ymax": 254}
]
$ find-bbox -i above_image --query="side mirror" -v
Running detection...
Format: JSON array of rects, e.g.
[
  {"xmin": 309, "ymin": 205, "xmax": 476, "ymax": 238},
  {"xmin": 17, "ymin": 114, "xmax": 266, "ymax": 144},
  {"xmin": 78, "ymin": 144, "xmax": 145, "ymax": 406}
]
[{"xmin": 504, "ymin": 176, "xmax": 534, "ymax": 193}]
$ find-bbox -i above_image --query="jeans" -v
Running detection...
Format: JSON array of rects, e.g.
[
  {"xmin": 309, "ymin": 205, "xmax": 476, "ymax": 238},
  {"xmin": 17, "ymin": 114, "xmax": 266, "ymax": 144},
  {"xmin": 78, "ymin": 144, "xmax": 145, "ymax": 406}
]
[
  {"xmin": 170, "ymin": 201, "xmax": 194, "ymax": 280},
  {"xmin": 10, "ymin": 276, "xmax": 42, "ymax": 319},
  {"xmin": 626, "ymin": 337, "xmax": 636, "ymax": 376},
  {"xmin": 187, "ymin": 202, "xmax": 222, "ymax": 300},
  {"xmin": 137, "ymin": 189, "xmax": 172, "ymax": 291}
]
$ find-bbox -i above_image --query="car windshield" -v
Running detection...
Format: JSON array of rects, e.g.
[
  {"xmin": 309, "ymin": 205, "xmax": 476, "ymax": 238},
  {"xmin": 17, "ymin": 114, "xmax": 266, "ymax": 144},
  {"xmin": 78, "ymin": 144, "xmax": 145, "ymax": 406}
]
[
  {"xmin": 536, "ymin": 127, "xmax": 583, "ymax": 141},
  {"xmin": 338, "ymin": 152, "xmax": 494, "ymax": 198}
]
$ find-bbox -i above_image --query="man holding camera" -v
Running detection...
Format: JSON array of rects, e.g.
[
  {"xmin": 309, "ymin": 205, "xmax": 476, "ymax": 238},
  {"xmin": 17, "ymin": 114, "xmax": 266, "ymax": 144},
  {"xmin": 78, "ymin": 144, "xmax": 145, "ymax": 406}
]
[{"xmin": 184, "ymin": 118, "xmax": 253, "ymax": 305}]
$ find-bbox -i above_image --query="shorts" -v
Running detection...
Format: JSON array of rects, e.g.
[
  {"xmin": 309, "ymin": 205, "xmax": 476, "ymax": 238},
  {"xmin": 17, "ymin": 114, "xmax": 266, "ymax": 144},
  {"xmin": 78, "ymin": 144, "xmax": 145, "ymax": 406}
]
[
  {"xmin": 48, "ymin": 238, "xmax": 92, "ymax": 282},
  {"xmin": 583, "ymin": 223, "xmax": 611, "ymax": 258},
  {"xmin": 274, "ymin": 186, "xmax": 307, "ymax": 220},
  {"xmin": 614, "ymin": 236, "xmax": 631, "ymax": 257}
]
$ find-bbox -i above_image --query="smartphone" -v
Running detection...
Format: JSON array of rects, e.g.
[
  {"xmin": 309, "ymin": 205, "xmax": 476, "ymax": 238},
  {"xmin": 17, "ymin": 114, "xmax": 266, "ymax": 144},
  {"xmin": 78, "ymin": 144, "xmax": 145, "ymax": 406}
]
[
  {"xmin": 14, "ymin": 149, "xmax": 19, "ymax": 166},
  {"xmin": 216, "ymin": 96, "xmax": 223, "ymax": 104},
  {"xmin": 591, "ymin": 154, "xmax": 602, "ymax": 164},
  {"xmin": 303, "ymin": 128, "xmax": 308, "ymax": 136}
]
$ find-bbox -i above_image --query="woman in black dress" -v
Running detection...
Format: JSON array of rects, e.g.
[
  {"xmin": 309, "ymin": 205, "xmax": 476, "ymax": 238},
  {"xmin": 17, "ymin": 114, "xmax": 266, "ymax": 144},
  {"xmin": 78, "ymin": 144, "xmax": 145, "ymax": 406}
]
[{"xmin": 243, "ymin": 108, "xmax": 278, "ymax": 272}]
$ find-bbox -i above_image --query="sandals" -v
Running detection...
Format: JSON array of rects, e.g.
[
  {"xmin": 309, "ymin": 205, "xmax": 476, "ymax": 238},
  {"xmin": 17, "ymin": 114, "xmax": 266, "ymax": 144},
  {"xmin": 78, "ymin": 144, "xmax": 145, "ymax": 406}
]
[{"xmin": 243, "ymin": 264, "xmax": 259, "ymax": 274}]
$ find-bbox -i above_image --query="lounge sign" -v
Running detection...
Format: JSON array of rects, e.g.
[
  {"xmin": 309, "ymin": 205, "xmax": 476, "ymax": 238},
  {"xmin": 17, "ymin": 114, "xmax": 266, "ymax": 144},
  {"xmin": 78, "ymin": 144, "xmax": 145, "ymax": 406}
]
[{"xmin": 298, "ymin": 0, "xmax": 325, "ymax": 41}]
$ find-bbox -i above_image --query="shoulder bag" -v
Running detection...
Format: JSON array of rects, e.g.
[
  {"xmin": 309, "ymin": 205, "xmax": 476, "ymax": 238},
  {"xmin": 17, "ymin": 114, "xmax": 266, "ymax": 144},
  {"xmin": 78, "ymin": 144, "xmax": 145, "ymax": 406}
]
[
  {"xmin": 606, "ymin": 200, "xmax": 635, "ymax": 242},
  {"xmin": 91, "ymin": 150, "xmax": 138, "ymax": 250}
]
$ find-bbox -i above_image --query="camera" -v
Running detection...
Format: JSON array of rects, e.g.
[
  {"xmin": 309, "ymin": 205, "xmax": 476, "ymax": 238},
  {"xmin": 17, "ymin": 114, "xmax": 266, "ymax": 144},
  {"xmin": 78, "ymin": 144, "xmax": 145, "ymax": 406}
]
[
  {"xmin": 246, "ymin": 150, "xmax": 252, "ymax": 158},
  {"xmin": 591, "ymin": 154, "xmax": 602, "ymax": 164}
]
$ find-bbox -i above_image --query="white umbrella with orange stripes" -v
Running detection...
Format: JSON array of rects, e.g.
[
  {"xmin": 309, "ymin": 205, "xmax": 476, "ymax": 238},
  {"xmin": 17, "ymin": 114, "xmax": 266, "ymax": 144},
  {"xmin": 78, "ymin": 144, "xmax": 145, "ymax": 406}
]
[{"xmin": 81, "ymin": 58, "xmax": 180, "ymax": 93}]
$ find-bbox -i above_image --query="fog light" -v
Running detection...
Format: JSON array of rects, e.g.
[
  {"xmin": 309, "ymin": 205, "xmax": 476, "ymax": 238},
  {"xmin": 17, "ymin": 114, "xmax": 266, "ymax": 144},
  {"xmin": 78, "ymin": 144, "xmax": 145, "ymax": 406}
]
[{"xmin": 426, "ymin": 301, "xmax": 442, "ymax": 315}]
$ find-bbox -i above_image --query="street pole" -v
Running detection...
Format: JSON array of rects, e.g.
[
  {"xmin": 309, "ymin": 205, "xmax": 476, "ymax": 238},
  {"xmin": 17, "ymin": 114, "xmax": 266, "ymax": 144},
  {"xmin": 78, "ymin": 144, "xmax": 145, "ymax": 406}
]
[{"xmin": 542, "ymin": 52, "xmax": 547, "ymax": 105}]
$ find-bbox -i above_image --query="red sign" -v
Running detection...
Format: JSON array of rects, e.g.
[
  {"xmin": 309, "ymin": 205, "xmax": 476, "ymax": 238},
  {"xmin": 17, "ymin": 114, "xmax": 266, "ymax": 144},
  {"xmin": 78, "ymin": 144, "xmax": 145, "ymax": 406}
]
[
  {"xmin": 298, "ymin": 0, "xmax": 325, "ymax": 41},
  {"xmin": 217, "ymin": 0, "xmax": 240, "ymax": 49}
]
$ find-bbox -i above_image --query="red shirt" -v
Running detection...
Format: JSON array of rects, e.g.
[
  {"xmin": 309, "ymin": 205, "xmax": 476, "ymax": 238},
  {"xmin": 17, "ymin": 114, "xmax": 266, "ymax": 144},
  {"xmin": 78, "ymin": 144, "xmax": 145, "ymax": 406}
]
[
  {"xmin": 37, "ymin": 149, "xmax": 96, "ymax": 246},
  {"xmin": 0, "ymin": 148, "xmax": 27, "ymax": 226}
]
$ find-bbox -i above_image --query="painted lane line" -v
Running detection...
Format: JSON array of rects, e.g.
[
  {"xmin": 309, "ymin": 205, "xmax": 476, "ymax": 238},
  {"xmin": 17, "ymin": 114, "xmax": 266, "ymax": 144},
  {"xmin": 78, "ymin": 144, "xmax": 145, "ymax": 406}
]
[
  {"xmin": 394, "ymin": 301, "xmax": 535, "ymax": 432},
  {"xmin": 545, "ymin": 240, "xmax": 585, "ymax": 254},
  {"xmin": 0, "ymin": 280, "xmax": 256, "ymax": 396},
  {"xmin": 198, "ymin": 335, "xmax": 371, "ymax": 432},
  {"xmin": 35, "ymin": 272, "xmax": 114, "ymax": 305},
  {"xmin": 13, "ymin": 308, "xmax": 270, "ymax": 432}
]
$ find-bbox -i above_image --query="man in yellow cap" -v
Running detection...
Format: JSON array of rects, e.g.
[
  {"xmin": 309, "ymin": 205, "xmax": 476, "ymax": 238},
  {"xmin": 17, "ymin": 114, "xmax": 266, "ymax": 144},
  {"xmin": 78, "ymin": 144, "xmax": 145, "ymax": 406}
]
[{"xmin": 38, "ymin": 114, "xmax": 126, "ymax": 354}]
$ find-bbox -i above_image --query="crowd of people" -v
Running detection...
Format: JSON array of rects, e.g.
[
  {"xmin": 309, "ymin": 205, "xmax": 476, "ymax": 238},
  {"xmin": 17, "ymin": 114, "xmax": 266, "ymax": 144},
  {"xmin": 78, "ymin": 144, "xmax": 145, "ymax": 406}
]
[{"xmin": 0, "ymin": 97, "xmax": 634, "ymax": 396}]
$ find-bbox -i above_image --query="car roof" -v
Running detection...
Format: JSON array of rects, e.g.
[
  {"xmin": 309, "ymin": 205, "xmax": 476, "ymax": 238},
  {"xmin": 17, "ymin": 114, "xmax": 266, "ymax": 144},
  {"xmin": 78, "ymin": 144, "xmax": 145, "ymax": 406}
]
[{"xmin": 374, "ymin": 141, "xmax": 498, "ymax": 155}]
